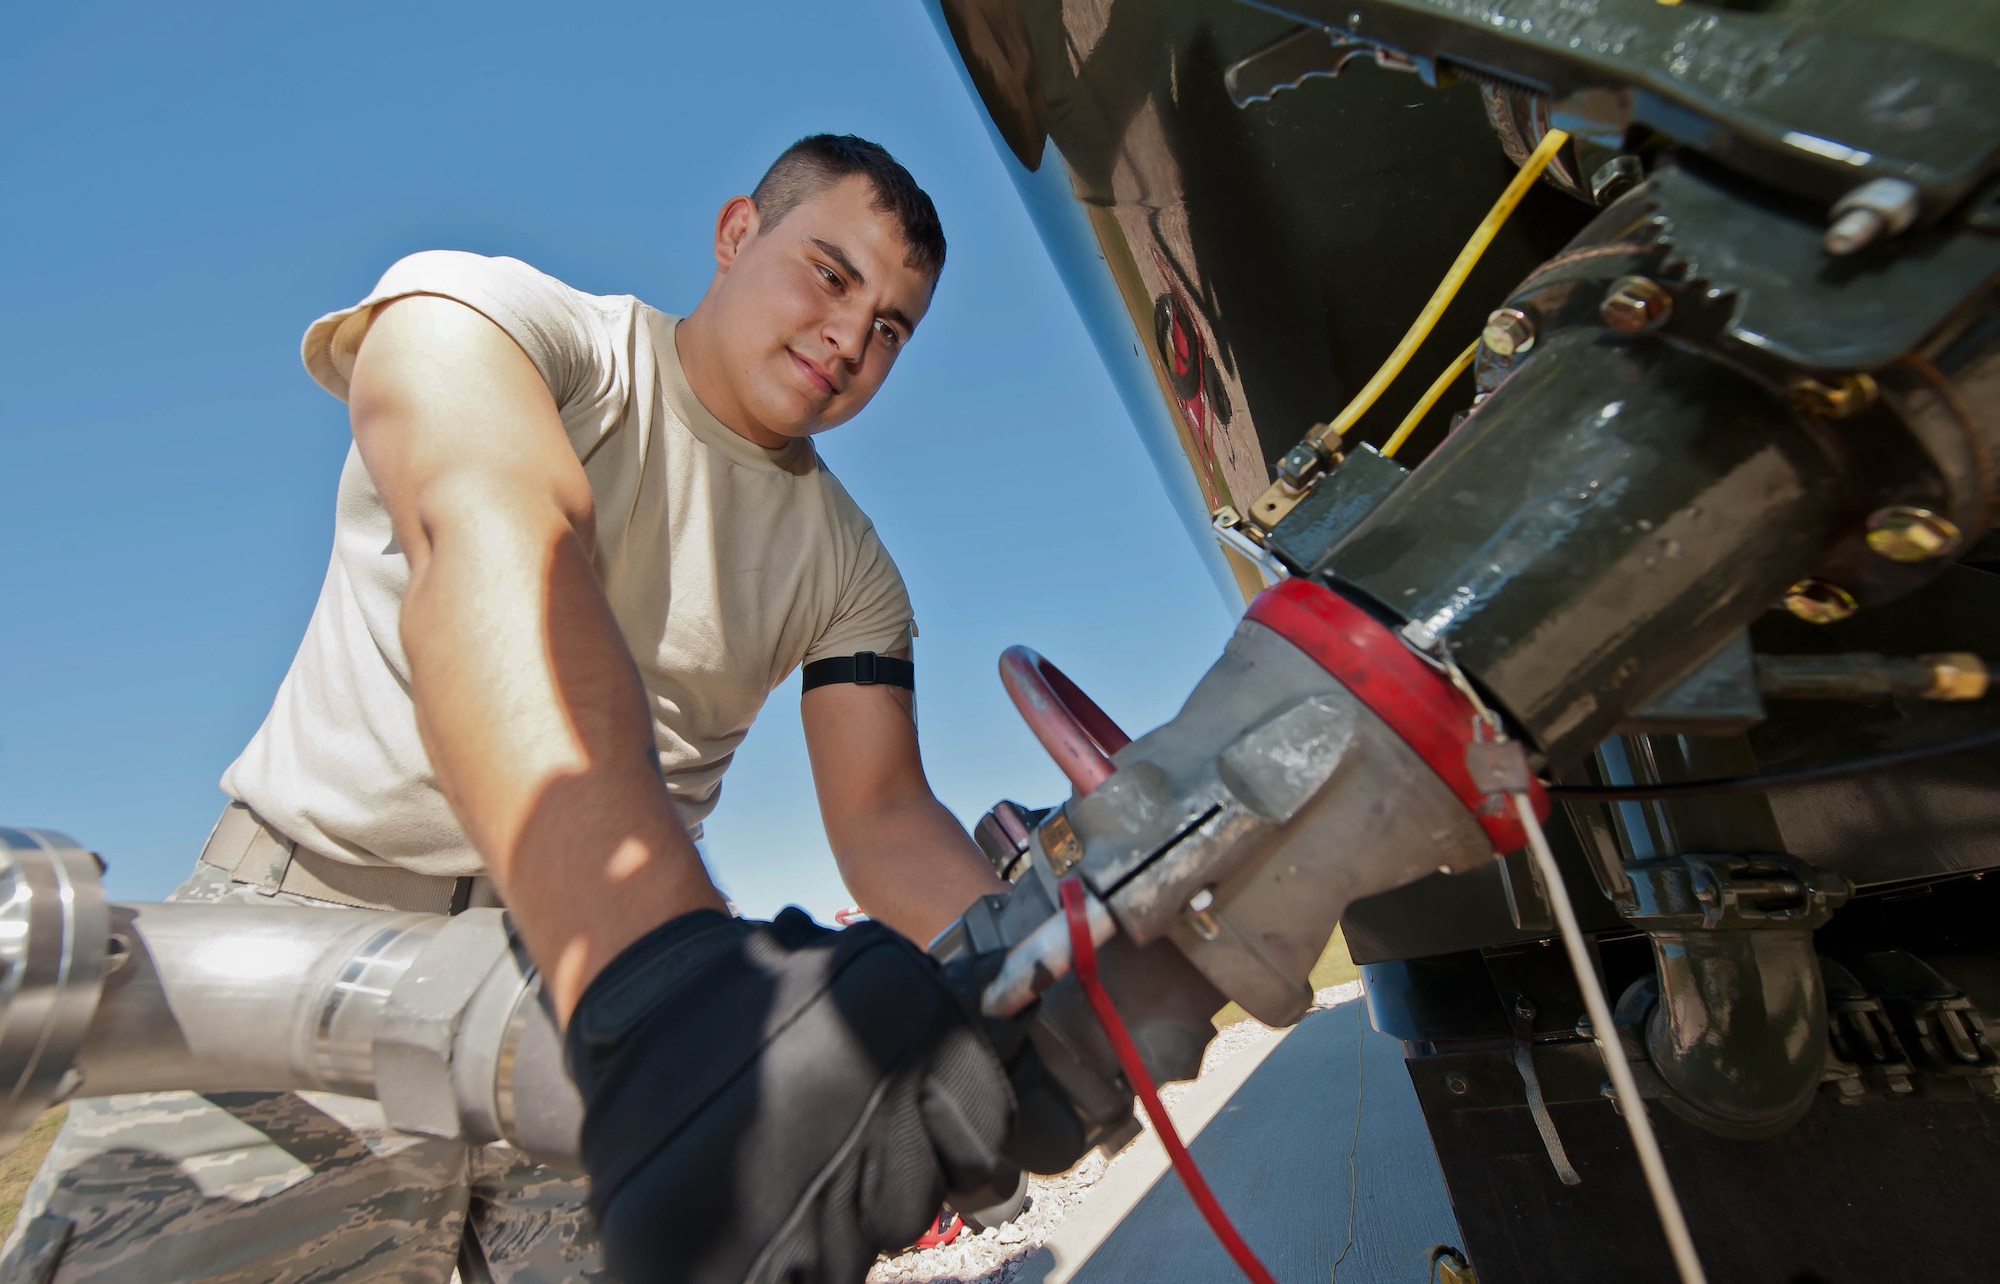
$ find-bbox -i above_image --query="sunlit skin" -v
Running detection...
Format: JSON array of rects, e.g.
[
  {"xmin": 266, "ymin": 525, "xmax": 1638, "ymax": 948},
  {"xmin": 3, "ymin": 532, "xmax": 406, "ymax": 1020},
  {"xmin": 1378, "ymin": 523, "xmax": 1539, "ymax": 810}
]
[
  {"xmin": 676, "ymin": 174, "xmax": 935, "ymax": 446},
  {"xmin": 347, "ymin": 179, "xmax": 1003, "ymax": 1023}
]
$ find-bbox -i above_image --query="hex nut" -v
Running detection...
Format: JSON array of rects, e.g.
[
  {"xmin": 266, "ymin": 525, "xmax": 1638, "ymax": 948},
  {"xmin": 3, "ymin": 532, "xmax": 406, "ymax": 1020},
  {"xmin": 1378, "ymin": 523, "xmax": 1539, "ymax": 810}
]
[
  {"xmin": 1481, "ymin": 307, "xmax": 1535, "ymax": 360},
  {"xmin": 1865, "ymin": 506, "xmax": 1960, "ymax": 563},
  {"xmin": 1601, "ymin": 277, "xmax": 1671, "ymax": 333},
  {"xmin": 1784, "ymin": 579, "xmax": 1858, "ymax": 625},
  {"xmin": 1590, "ymin": 154, "xmax": 1645, "ymax": 205}
]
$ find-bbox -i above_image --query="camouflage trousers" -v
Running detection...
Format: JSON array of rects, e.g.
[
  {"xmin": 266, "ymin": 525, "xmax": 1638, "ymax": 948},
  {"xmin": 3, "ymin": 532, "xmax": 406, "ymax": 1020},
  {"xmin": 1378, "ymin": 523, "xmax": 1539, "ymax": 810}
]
[{"xmin": 0, "ymin": 863, "xmax": 609, "ymax": 1284}]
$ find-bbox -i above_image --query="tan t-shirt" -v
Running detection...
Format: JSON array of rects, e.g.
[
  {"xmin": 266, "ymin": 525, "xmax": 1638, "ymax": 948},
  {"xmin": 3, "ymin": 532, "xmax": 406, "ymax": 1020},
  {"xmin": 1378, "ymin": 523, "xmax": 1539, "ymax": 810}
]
[{"xmin": 221, "ymin": 251, "xmax": 913, "ymax": 878}]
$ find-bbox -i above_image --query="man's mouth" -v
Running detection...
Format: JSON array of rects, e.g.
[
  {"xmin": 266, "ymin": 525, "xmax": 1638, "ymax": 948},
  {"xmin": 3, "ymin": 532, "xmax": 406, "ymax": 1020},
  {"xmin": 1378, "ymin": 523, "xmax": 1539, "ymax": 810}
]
[{"xmin": 788, "ymin": 350, "xmax": 836, "ymax": 397}]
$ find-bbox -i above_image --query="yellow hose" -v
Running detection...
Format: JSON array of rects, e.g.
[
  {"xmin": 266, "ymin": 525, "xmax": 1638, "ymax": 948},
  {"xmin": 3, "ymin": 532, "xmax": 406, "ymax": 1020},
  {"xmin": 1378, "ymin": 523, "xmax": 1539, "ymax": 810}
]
[
  {"xmin": 1315, "ymin": 127, "xmax": 1571, "ymax": 445},
  {"xmin": 1381, "ymin": 339, "xmax": 1479, "ymax": 458}
]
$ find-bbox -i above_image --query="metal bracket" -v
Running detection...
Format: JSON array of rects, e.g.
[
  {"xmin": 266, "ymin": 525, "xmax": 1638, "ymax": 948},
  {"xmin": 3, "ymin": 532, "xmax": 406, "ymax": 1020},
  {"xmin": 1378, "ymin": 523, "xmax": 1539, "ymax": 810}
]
[
  {"xmin": 1211, "ymin": 508, "xmax": 1289, "ymax": 586},
  {"xmin": 1620, "ymin": 854, "xmax": 1849, "ymax": 932}
]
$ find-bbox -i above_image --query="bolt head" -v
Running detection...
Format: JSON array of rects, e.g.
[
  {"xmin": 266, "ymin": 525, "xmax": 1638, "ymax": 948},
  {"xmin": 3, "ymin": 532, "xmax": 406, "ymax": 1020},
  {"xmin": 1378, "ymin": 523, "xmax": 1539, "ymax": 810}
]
[
  {"xmin": 1921, "ymin": 652, "xmax": 1988, "ymax": 701},
  {"xmin": 1601, "ymin": 276, "xmax": 1671, "ymax": 332},
  {"xmin": 1445, "ymin": 1073, "xmax": 1469, "ymax": 1096},
  {"xmin": 1824, "ymin": 207, "xmax": 1885, "ymax": 257},
  {"xmin": 1589, "ymin": 154, "xmax": 1645, "ymax": 205},
  {"xmin": 1866, "ymin": 506, "xmax": 1960, "ymax": 563},
  {"xmin": 1788, "ymin": 372, "xmax": 1878, "ymax": 420},
  {"xmin": 1481, "ymin": 307, "xmax": 1535, "ymax": 359},
  {"xmin": 1826, "ymin": 177, "xmax": 1920, "ymax": 256},
  {"xmin": 1276, "ymin": 441, "xmax": 1334, "ymax": 488},
  {"xmin": 1784, "ymin": 578, "xmax": 1859, "ymax": 624}
]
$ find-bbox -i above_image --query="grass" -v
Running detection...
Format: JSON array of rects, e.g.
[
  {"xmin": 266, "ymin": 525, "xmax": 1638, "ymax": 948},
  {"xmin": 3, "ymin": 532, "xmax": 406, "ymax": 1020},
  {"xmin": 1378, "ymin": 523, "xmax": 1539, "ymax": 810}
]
[
  {"xmin": 0, "ymin": 1107, "xmax": 64, "ymax": 1239},
  {"xmin": 1212, "ymin": 926, "xmax": 1361, "ymax": 1029}
]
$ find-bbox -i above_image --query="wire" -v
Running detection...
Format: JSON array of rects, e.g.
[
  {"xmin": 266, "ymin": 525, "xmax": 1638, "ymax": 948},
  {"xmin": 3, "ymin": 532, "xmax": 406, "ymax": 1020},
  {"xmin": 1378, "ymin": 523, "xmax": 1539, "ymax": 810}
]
[
  {"xmin": 1311, "ymin": 127, "xmax": 1571, "ymax": 447},
  {"xmin": 1511, "ymin": 791, "xmax": 1708, "ymax": 1284},
  {"xmin": 1328, "ymin": 998, "xmax": 1366, "ymax": 1282},
  {"xmin": 1381, "ymin": 339, "xmax": 1479, "ymax": 459},
  {"xmin": 1546, "ymin": 724, "xmax": 2000, "ymax": 802},
  {"xmin": 1059, "ymin": 876, "xmax": 1277, "ymax": 1284},
  {"xmin": 1424, "ymin": 643, "xmax": 1705, "ymax": 1283},
  {"xmin": 1427, "ymin": 1246, "xmax": 1472, "ymax": 1284}
]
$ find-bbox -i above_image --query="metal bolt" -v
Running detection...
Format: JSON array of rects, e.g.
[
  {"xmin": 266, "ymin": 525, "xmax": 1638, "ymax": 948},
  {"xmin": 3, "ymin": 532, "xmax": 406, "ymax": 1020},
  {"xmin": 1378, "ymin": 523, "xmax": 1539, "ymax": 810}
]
[
  {"xmin": 1921, "ymin": 653, "xmax": 1988, "ymax": 701},
  {"xmin": 1825, "ymin": 208, "xmax": 1884, "ymax": 256},
  {"xmin": 1824, "ymin": 177, "xmax": 1920, "ymax": 256},
  {"xmin": 1601, "ymin": 276, "xmax": 1671, "ymax": 332},
  {"xmin": 1186, "ymin": 887, "xmax": 1220, "ymax": 941},
  {"xmin": 1445, "ymin": 1073, "xmax": 1469, "ymax": 1096},
  {"xmin": 1866, "ymin": 506, "xmax": 1960, "ymax": 563},
  {"xmin": 1481, "ymin": 307, "xmax": 1535, "ymax": 359},
  {"xmin": 1784, "ymin": 579, "xmax": 1859, "ymax": 624},
  {"xmin": 1590, "ymin": 154, "xmax": 1645, "ymax": 205},
  {"xmin": 1788, "ymin": 372, "xmax": 1878, "ymax": 420}
]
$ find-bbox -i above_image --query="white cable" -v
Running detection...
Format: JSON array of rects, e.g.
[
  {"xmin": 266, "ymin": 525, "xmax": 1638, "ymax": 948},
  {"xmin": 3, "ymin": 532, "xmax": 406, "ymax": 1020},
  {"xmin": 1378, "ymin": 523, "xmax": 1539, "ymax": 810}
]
[{"xmin": 1509, "ymin": 790, "xmax": 1709, "ymax": 1284}]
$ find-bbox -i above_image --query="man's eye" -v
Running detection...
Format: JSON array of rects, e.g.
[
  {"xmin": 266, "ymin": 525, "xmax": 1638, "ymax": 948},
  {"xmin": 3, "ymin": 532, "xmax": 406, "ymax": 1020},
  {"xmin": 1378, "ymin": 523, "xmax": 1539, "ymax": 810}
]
[
  {"xmin": 816, "ymin": 265, "xmax": 839, "ymax": 287},
  {"xmin": 874, "ymin": 320, "xmax": 901, "ymax": 349}
]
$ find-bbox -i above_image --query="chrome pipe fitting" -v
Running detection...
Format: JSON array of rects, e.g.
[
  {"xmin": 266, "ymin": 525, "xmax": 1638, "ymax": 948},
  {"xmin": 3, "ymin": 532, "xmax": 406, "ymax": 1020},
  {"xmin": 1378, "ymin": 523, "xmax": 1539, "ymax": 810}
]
[
  {"xmin": 0, "ymin": 828, "xmax": 111, "ymax": 1151},
  {"xmin": 0, "ymin": 830, "xmax": 581, "ymax": 1170}
]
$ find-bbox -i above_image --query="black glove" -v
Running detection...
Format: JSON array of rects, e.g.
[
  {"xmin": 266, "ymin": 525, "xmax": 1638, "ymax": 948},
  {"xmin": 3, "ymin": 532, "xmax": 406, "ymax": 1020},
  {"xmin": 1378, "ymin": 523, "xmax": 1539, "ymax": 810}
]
[
  {"xmin": 564, "ymin": 907, "xmax": 1015, "ymax": 1284},
  {"xmin": 935, "ymin": 949, "xmax": 1094, "ymax": 1180}
]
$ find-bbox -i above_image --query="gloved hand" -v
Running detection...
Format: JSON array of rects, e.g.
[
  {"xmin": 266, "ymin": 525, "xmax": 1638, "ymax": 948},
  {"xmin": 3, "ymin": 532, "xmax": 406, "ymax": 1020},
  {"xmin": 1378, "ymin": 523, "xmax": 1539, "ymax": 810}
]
[
  {"xmin": 935, "ymin": 949, "xmax": 1094, "ymax": 1181},
  {"xmin": 564, "ymin": 907, "xmax": 1017, "ymax": 1284}
]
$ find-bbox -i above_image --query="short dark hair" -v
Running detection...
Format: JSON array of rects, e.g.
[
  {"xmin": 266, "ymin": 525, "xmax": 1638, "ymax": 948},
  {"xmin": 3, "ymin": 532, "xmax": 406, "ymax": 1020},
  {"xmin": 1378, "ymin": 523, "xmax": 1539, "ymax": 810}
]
[{"xmin": 750, "ymin": 134, "xmax": 946, "ymax": 281}]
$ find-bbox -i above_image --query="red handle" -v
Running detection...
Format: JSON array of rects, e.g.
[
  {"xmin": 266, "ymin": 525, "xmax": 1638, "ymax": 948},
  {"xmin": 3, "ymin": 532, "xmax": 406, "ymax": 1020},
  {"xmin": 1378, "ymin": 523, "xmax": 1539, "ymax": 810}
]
[{"xmin": 999, "ymin": 647, "xmax": 1132, "ymax": 796}]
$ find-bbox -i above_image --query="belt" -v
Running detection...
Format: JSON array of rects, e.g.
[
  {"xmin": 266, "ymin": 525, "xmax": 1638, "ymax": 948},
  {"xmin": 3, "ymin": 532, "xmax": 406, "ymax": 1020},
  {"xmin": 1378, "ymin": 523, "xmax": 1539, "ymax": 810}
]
[{"xmin": 200, "ymin": 802, "xmax": 496, "ymax": 915}]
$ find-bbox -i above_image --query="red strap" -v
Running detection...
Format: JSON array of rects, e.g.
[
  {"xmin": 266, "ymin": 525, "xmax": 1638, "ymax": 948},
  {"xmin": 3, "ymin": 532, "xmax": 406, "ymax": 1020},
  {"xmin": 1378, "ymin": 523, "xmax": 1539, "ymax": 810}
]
[
  {"xmin": 1061, "ymin": 877, "xmax": 1277, "ymax": 1284},
  {"xmin": 1244, "ymin": 578, "xmax": 1547, "ymax": 851}
]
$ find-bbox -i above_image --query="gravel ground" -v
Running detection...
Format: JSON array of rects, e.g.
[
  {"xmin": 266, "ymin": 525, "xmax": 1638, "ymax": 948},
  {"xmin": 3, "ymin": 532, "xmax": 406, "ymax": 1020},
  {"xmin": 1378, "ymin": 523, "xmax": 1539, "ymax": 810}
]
[{"xmin": 867, "ymin": 982, "xmax": 1365, "ymax": 1284}]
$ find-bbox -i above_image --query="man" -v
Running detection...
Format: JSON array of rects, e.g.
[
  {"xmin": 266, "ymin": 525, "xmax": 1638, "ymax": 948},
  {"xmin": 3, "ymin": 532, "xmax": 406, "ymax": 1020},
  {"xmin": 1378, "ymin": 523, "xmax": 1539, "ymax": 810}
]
[{"xmin": 6, "ymin": 135, "xmax": 1026, "ymax": 1283}]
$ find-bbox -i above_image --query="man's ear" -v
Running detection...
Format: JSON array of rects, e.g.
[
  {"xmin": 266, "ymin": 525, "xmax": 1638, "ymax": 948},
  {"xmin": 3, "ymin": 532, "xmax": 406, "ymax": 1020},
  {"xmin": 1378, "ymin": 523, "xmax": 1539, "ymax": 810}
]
[{"xmin": 714, "ymin": 195, "xmax": 760, "ymax": 272}]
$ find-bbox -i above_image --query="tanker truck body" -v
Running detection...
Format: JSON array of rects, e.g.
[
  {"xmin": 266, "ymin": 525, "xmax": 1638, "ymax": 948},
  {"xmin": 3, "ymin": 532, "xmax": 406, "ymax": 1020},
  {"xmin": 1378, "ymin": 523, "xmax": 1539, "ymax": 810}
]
[{"xmin": 919, "ymin": 2, "xmax": 2000, "ymax": 1278}]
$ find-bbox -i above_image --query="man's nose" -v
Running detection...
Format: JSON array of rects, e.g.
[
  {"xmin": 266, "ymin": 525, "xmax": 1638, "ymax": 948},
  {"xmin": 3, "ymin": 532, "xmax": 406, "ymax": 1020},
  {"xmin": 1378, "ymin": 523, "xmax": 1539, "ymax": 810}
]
[{"xmin": 823, "ymin": 308, "xmax": 872, "ymax": 365}]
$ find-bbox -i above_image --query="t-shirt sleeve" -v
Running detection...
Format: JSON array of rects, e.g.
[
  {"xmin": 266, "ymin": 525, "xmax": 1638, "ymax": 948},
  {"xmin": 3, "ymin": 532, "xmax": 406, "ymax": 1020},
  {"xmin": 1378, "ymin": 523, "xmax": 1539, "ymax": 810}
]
[
  {"xmin": 806, "ymin": 524, "xmax": 914, "ymax": 662},
  {"xmin": 300, "ymin": 250, "xmax": 624, "ymax": 455}
]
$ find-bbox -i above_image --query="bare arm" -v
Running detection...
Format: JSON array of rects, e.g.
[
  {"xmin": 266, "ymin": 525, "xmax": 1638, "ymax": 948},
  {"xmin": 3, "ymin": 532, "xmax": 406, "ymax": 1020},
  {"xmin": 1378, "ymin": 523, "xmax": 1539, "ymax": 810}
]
[
  {"xmin": 802, "ymin": 657, "xmax": 1007, "ymax": 946},
  {"xmin": 348, "ymin": 295, "xmax": 726, "ymax": 1022}
]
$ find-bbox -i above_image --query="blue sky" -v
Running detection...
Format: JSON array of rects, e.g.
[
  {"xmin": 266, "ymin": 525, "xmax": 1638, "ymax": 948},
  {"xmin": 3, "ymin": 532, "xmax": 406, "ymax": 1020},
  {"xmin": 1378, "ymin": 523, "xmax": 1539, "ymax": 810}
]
[{"xmin": 0, "ymin": 1, "xmax": 1238, "ymax": 917}]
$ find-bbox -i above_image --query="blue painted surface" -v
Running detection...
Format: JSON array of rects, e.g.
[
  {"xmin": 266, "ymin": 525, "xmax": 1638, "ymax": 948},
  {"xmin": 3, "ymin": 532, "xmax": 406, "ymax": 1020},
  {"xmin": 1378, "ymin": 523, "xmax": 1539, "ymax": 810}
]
[{"xmin": 916, "ymin": 1, "xmax": 1247, "ymax": 615}]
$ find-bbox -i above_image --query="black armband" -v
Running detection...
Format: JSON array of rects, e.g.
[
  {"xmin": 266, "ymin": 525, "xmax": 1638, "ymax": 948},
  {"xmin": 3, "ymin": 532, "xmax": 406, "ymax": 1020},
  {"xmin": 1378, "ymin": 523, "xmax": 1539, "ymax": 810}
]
[{"xmin": 802, "ymin": 651, "xmax": 914, "ymax": 692}]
